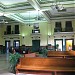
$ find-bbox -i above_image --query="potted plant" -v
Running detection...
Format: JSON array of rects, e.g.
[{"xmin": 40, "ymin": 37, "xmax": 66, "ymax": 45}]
[
  {"xmin": 41, "ymin": 47, "xmax": 48, "ymax": 57},
  {"xmin": 56, "ymin": 44, "xmax": 59, "ymax": 51},
  {"xmin": 9, "ymin": 51, "xmax": 22, "ymax": 74}
]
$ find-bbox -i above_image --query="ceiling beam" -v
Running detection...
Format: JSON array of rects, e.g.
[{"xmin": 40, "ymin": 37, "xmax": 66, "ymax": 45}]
[
  {"xmin": 5, "ymin": 14, "xmax": 26, "ymax": 24},
  {"xmin": 28, "ymin": 0, "xmax": 51, "ymax": 22},
  {"xmin": 0, "ymin": 2, "xmax": 34, "ymax": 13}
]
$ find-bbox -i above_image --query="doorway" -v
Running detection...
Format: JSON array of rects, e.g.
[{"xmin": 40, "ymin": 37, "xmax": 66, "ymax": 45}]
[
  {"xmin": 54, "ymin": 39, "xmax": 63, "ymax": 51},
  {"xmin": 32, "ymin": 40, "xmax": 40, "ymax": 52},
  {"xmin": 13, "ymin": 40, "xmax": 20, "ymax": 49},
  {"xmin": 65, "ymin": 39, "xmax": 74, "ymax": 51},
  {"xmin": 5, "ymin": 40, "xmax": 11, "ymax": 54}
]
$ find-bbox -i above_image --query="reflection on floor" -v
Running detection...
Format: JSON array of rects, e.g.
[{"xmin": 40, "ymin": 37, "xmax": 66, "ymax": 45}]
[{"xmin": 0, "ymin": 54, "xmax": 15, "ymax": 75}]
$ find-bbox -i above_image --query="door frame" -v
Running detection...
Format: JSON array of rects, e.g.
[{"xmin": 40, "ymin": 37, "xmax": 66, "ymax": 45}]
[
  {"xmin": 32, "ymin": 40, "xmax": 40, "ymax": 52},
  {"xmin": 13, "ymin": 40, "xmax": 20, "ymax": 49},
  {"xmin": 54, "ymin": 39, "xmax": 63, "ymax": 51},
  {"xmin": 65, "ymin": 39, "xmax": 74, "ymax": 51},
  {"xmin": 5, "ymin": 40, "xmax": 11, "ymax": 53}
]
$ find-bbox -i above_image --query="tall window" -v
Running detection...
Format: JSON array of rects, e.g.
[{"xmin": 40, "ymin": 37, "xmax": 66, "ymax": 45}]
[
  {"xmin": 7, "ymin": 25, "xmax": 11, "ymax": 34},
  {"xmin": 15, "ymin": 25, "xmax": 19, "ymax": 34},
  {"xmin": 65, "ymin": 21, "xmax": 72, "ymax": 27},
  {"xmin": 54, "ymin": 22, "xmax": 62, "ymax": 32},
  {"xmin": 55, "ymin": 22, "xmax": 61, "ymax": 27}
]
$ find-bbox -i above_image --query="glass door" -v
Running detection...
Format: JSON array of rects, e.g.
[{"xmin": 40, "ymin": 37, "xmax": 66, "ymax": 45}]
[
  {"xmin": 5, "ymin": 40, "xmax": 11, "ymax": 60},
  {"xmin": 13, "ymin": 40, "xmax": 20, "ymax": 49},
  {"xmin": 54, "ymin": 39, "xmax": 63, "ymax": 51},
  {"xmin": 5, "ymin": 40, "xmax": 11, "ymax": 54}
]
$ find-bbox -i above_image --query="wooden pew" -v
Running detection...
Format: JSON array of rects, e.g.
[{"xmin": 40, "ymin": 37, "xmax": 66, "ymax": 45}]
[
  {"xmin": 24, "ymin": 53, "xmax": 37, "ymax": 57},
  {"xmin": 16, "ymin": 57, "xmax": 75, "ymax": 75},
  {"xmin": 16, "ymin": 73, "xmax": 51, "ymax": 75},
  {"xmin": 47, "ymin": 51, "xmax": 75, "ymax": 58}
]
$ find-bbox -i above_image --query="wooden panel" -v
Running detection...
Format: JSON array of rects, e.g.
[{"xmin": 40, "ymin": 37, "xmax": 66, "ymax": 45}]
[
  {"xmin": 47, "ymin": 51, "xmax": 75, "ymax": 58},
  {"xmin": 24, "ymin": 53, "xmax": 36, "ymax": 57},
  {"xmin": 16, "ymin": 57, "xmax": 75, "ymax": 75},
  {"xmin": 57, "ymin": 72, "xmax": 75, "ymax": 75},
  {"xmin": 19, "ymin": 57, "xmax": 75, "ymax": 67}
]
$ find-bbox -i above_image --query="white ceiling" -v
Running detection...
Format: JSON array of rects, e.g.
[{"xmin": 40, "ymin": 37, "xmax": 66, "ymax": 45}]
[
  {"xmin": 0, "ymin": 0, "xmax": 75, "ymax": 24},
  {"xmin": 0, "ymin": 0, "xmax": 27, "ymax": 5}
]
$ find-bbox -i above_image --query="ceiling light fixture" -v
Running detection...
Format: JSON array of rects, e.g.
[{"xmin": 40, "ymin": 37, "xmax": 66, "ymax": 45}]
[
  {"xmin": 29, "ymin": 11, "xmax": 30, "ymax": 26},
  {"xmin": 55, "ymin": 4, "xmax": 65, "ymax": 11},
  {"xmin": 51, "ymin": 0, "xmax": 66, "ymax": 11},
  {"xmin": 33, "ymin": 10, "xmax": 39, "ymax": 29},
  {"xmin": 0, "ymin": 11, "xmax": 8, "ymax": 24}
]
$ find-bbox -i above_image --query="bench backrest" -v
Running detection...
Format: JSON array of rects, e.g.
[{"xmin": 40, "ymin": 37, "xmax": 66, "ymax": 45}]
[
  {"xmin": 47, "ymin": 51, "xmax": 75, "ymax": 57},
  {"xmin": 19, "ymin": 57, "xmax": 75, "ymax": 67},
  {"xmin": 24, "ymin": 53, "xmax": 36, "ymax": 57}
]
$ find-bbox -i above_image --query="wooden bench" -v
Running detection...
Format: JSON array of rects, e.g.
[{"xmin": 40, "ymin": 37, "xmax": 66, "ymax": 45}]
[
  {"xmin": 47, "ymin": 51, "xmax": 75, "ymax": 58},
  {"xmin": 16, "ymin": 73, "xmax": 51, "ymax": 75},
  {"xmin": 24, "ymin": 53, "xmax": 37, "ymax": 57},
  {"xmin": 16, "ymin": 57, "xmax": 75, "ymax": 75}
]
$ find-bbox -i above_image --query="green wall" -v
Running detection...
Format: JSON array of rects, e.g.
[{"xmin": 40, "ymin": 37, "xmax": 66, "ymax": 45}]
[
  {"xmin": 0, "ymin": 19, "xmax": 75, "ymax": 46},
  {"xmin": 0, "ymin": 25, "xmax": 3, "ymax": 45}
]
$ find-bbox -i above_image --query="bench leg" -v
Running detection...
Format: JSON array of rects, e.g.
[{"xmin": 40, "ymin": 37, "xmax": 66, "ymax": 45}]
[{"xmin": 54, "ymin": 71, "xmax": 57, "ymax": 75}]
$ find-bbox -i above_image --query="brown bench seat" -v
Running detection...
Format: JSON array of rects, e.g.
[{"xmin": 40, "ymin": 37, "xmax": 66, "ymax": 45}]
[
  {"xmin": 16, "ymin": 57, "xmax": 75, "ymax": 75},
  {"xmin": 47, "ymin": 51, "xmax": 75, "ymax": 58}
]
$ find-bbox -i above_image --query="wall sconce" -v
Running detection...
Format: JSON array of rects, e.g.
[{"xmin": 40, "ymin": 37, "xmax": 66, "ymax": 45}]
[
  {"xmin": 61, "ymin": 35, "xmax": 65, "ymax": 37},
  {"xmin": 48, "ymin": 34, "xmax": 51, "ymax": 38},
  {"xmin": 48, "ymin": 35, "xmax": 50, "ymax": 38},
  {"xmin": 54, "ymin": 36, "xmax": 55, "ymax": 38},
  {"xmin": 31, "ymin": 37, "xmax": 33, "ymax": 38},
  {"xmin": 72, "ymin": 35, "xmax": 74, "ymax": 37},
  {"xmin": 23, "ymin": 36, "xmax": 24, "ymax": 39},
  {"xmin": 22, "ymin": 34, "xmax": 25, "ymax": 39}
]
